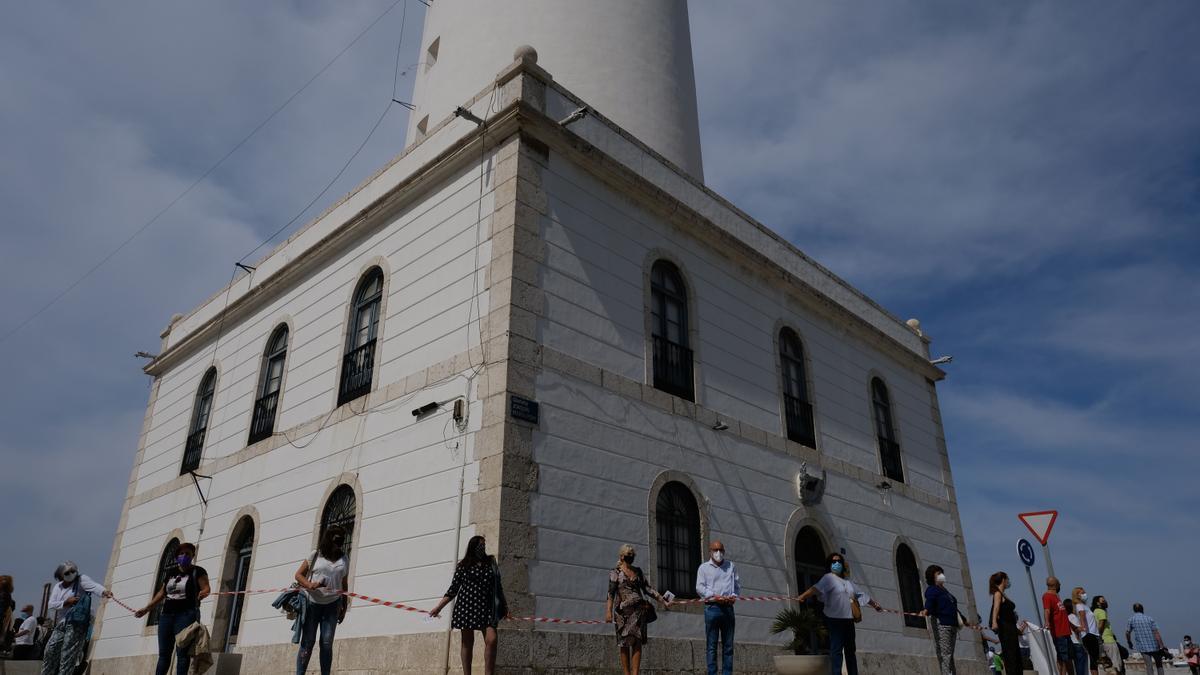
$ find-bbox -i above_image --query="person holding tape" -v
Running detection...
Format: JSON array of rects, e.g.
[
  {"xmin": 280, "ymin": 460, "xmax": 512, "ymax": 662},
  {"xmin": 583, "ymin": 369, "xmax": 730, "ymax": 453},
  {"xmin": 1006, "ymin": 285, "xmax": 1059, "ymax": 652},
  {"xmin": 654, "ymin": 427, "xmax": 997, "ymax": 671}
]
[
  {"xmin": 922, "ymin": 564, "xmax": 961, "ymax": 675},
  {"xmin": 293, "ymin": 525, "xmax": 349, "ymax": 675},
  {"xmin": 988, "ymin": 571, "xmax": 1026, "ymax": 675},
  {"xmin": 134, "ymin": 542, "xmax": 211, "ymax": 675},
  {"xmin": 605, "ymin": 544, "xmax": 669, "ymax": 675},
  {"xmin": 796, "ymin": 552, "xmax": 883, "ymax": 675},
  {"xmin": 42, "ymin": 561, "xmax": 111, "ymax": 675},
  {"xmin": 430, "ymin": 535, "xmax": 508, "ymax": 675}
]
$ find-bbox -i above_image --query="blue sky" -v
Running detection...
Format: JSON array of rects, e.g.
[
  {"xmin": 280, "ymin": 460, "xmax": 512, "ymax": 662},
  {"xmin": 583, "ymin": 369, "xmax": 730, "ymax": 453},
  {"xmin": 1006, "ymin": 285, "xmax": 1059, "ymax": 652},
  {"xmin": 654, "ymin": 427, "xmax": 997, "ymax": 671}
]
[{"xmin": 2, "ymin": 0, "xmax": 1197, "ymax": 646}]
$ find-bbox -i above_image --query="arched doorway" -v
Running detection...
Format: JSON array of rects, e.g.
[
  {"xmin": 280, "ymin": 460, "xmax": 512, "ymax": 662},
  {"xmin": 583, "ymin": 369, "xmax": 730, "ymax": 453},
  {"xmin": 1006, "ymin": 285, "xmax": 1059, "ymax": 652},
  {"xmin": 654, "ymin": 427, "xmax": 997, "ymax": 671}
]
[
  {"xmin": 793, "ymin": 526, "xmax": 829, "ymax": 653},
  {"xmin": 212, "ymin": 516, "xmax": 255, "ymax": 652}
]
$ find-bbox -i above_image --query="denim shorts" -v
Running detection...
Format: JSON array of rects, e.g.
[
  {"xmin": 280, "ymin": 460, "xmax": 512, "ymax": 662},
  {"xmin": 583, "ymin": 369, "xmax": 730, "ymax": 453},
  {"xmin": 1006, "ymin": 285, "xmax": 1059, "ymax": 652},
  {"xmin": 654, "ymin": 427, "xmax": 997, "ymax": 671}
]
[{"xmin": 1053, "ymin": 636, "xmax": 1072, "ymax": 662}]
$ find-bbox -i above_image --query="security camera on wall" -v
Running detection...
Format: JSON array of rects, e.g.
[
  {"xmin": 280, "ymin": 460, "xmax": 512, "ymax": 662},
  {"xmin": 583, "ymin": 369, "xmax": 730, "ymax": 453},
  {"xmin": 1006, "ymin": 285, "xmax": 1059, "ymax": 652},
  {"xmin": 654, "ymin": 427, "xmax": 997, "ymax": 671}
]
[{"xmin": 796, "ymin": 463, "xmax": 826, "ymax": 505}]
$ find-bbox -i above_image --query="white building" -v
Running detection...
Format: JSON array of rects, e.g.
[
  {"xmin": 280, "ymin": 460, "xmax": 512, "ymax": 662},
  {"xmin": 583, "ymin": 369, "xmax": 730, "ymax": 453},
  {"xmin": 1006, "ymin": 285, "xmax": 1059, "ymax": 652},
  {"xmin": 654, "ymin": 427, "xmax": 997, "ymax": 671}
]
[{"xmin": 92, "ymin": 2, "xmax": 984, "ymax": 673}]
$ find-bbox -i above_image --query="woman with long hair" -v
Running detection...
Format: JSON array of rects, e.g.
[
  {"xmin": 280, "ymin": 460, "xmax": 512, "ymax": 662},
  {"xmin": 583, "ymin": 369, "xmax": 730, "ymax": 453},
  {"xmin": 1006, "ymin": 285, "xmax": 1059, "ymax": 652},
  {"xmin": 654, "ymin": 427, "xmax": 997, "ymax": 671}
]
[
  {"xmin": 604, "ymin": 544, "xmax": 668, "ymax": 675},
  {"xmin": 1072, "ymin": 587, "xmax": 1100, "ymax": 675},
  {"xmin": 796, "ymin": 552, "xmax": 883, "ymax": 675},
  {"xmin": 430, "ymin": 536, "xmax": 508, "ymax": 675},
  {"xmin": 293, "ymin": 526, "xmax": 349, "ymax": 675},
  {"xmin": 922, "ymin": 564, "xmax": 959, "ymax": 675},
  {"xmin": 988, "ymin": 572, "xmax": 1024, "ymax": 675},
  {"xmin": 134, "ymin": 542, "xmax": 211, "ymax": 675}
]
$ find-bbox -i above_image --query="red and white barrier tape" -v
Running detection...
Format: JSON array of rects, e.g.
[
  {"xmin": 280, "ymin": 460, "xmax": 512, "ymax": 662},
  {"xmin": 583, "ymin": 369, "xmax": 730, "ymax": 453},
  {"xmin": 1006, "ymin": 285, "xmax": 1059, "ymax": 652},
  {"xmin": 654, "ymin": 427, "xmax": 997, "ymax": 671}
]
[{"xmin": 107, "ymin": 588, "xmax": 1041, "ymax": 632}]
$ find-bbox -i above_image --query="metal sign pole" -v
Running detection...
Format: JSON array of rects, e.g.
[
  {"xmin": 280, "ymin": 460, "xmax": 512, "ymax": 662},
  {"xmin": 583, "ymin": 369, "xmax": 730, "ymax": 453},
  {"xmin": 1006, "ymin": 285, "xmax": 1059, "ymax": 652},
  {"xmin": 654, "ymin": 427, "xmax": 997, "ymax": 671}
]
[
  {"xmin": 1042, "ymin": 544, "xmax": 1055, "ymax": 580},
  {"xmin": 1025, "ymin": 564, "xmax": 1054, "ymax": 670}
]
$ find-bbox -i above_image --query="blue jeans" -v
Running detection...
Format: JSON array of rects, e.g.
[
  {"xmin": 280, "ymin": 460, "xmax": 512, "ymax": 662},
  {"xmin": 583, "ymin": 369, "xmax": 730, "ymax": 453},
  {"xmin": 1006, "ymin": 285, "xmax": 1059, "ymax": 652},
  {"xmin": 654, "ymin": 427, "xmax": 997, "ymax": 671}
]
[
  {"xmin": 155, "ymin": 608, "xmax": 199, "ymax": 675},
  {"xmin": 296, "ymin": 599, "xmax": 340, "ymax": 675},
  {"xmin": 826, "ymin": 617, "xmax": 858, "ymax": 675},
  {"xmin": 704, "ymin": 604, "xmax": 735, "ymax": 675},
  {"xmin": 1071, "ymin": 642, "xmax": 1088, "ymax": 675}
]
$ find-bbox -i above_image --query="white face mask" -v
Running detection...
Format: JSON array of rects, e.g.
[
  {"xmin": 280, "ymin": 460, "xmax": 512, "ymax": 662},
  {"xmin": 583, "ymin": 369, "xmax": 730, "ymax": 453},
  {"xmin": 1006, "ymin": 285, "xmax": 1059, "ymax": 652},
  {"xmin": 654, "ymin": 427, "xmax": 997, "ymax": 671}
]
[
  {"xmin": 1079, "ymin": 593, "xmax": 1088, "ymax": 602},
  {"xmin": 711, "ymin": 551, "xmax": 724, "ymax": 564},
  {"xmin": 935, "ymin": 573, "xmax": 947, "ymax": 585},
  {"xmin": 62, "ymin": 571, "xmax": 77, "ymax": 583}
]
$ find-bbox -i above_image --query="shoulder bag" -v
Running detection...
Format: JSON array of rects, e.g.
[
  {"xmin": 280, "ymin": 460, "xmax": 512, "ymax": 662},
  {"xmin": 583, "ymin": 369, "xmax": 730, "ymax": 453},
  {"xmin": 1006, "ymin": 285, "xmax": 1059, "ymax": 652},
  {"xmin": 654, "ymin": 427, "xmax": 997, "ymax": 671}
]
[
  {"xmin": 634, "ymin": 567, "xmax": 658, "ymax": 624},
  {"xmin": 491, "ymin": 559, "xmax": 509, "ymax": 622},
  {"xmin": 64, "ymin": 581, "xmax": 92, "ymax": 627},
  {"xmin": 845, "ymin": 578, "xmax": 863, "ymax": 623}
]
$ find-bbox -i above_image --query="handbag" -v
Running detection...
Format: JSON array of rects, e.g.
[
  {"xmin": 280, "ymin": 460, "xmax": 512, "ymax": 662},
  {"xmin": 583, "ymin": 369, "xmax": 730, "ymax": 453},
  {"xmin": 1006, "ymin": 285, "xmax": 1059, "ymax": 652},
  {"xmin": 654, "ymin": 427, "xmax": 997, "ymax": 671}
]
[
  {"xmin": 846, "ymin": 578, "xmax": 862, "ymax": 623},
  {"xmin": 491, "ymin": 559, "xmax": 509, "ymax": 621},
  {"xmin": 64, "ymin": 581, "xmax": 92, "ymax": 627},
  {"xmin": 635, "ymin": 568, "xmax": 658, "ymax": 624}
]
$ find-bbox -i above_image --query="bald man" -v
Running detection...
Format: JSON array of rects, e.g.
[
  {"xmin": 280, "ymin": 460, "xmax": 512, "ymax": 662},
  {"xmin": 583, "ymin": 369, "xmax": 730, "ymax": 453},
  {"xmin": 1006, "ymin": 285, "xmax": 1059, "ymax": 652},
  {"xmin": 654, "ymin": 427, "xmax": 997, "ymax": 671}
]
[
  {"xmin": 1043, "ymin": 577, "xmax": 1072, "ymax": 675},
  {"xmin": 696, "ymin": 540, "xmax": 741, "ymax": 675}
]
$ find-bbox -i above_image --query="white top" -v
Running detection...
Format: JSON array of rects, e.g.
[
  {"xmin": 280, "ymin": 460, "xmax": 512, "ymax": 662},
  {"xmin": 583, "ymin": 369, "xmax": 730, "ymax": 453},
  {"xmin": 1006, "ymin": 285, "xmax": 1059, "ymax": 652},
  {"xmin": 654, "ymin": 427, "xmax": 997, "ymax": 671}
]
[
  {"xmin": 47, "ymin": 574, "xmax": 106, "ymax": 624},
  {"xmin": 15, "ymin": 616, "xmax": 37, "ymax": 645},
  {"xmin": 305, "ymin": 554, "xmax": 348, "ymax": 605},
  {"xmin": 813, "ymin": 573, "xmax": 871, "ymax": 620},
  {"xmin": 1077, "ymin": 603, "xmax": 1099, "ymax": 636},
  {"xmin": 1068, "ymin": 613, "xmax": 1082, "ymax": 644}
]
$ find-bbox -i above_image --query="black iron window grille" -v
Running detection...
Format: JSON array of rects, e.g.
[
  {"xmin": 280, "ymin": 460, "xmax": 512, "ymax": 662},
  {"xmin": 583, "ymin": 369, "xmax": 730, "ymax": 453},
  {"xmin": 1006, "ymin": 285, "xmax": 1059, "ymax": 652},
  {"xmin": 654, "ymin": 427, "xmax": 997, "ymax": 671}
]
[
  {"xmin": 650, "ymin": 261, "xmax": 694, "ymax": 402},
  {"xmin": 180, "ymin": 367, "xmax": 216, "ymax": 475},
  {"xmin": 338, "ymin": 339, "xmax": 376, "ymax": 406},
  {"xmin": 248, "ymin": 391, "xmax": 279, "ymax": 445},
  {"xmin": 652, "ymin": 335, "xmax": 694, "ymax": 401},
  {"xmin": 784, "ymin": 393, "xmax": 816, "ymax": 448},
  {"xmin": 339, "ymin": 269, "xmax": 383, "ymax": 405},
  {"xmin": 871, "ymin": 378, "xmax": 905, "ymax": 483},
  {"xmin": 181, "ymin": 429, "xmax": 206, "ymax": 474}
]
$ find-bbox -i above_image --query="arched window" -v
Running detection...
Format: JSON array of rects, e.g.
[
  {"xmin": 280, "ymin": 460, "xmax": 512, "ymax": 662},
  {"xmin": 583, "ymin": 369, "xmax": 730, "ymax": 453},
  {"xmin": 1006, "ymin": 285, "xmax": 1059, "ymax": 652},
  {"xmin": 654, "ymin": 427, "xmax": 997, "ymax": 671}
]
[
  {"xmin": 147, "ymin": 537, "xmax": 181, "ymax": 627},
  {"xmin": 215, "ymin": 517, "xmax": 255, "ymax": 651},
  {"xmin": 181, "ymin": 367, "xmax": 217, "ymax": 474},
  {"xmin": 321, "ymin": 485, "xmax": 357, "ymax": 556},
  {"xmin": 896, "ymin": 543, "xmax": 924, "ymax": 628},
  {"xmin": 780, "ymin": 328, "xmax": 815, "ymax": 447},
  {"xmin": 338, "ymin": 268, "xmax": 383, "ymax": 406},
  {"xmin": 655, "ymin": 482, "xmax": 701, "ymax": 598},
  {"xmin": 871, "ymin": 378, "xmax": 904, "ymax": 483},
  {"xmin": 650, "ymin": 260, "xmax": 694, "ymax": 401},
  {"xmin": 794, "ymin": 526, "xmax": 829, "ymax": 653},
  {"xmin": 249, "ymin": 325, "xmax": 288, "ymax": 444}
]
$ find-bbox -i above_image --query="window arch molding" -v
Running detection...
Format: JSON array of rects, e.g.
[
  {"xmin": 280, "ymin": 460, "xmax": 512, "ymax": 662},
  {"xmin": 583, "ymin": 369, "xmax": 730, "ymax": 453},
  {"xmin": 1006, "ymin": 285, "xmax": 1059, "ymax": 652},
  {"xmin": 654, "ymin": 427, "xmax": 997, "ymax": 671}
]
[
  {"xmin": 641, "ymin": 250, "xmax": 702, "ymax": 403},
  {"xmin": 782, "ymin": 509, "xmax": 836, "ymax": 599},
  {"xmin": 771, "ymin": 320, "xmax": 820, "ymax": 450},
  {"xmin": 145, "ymin": 531, "xmax": 184, "ymax": 627},
  {"xmin": 181, "ymin": 364, "xmax": 220, "ymax": 474},
  {"xmin": 336, "ymin": 259, "xmax": 391, "ymax": 408},
  {"xmin": 646, "ymin": 470, "xmax": 709, "ymax": 601},
  {"xmin": 247, "ymin": 318, "xmax": 293, "ymax": 445},
  {"xmin": 211, "ymin": 507, "xmax": 259, "ymax": 651},
  {"xmin": 893, "ymin": 537, "xmax": 926, "ymax": 630},
  {"xmin": 310, "ymin": 474, "xmax": 363, "ymax": 591},
  {"xmin": 867, "ymin": 371, "xmax": 905, "ymax": 484}
]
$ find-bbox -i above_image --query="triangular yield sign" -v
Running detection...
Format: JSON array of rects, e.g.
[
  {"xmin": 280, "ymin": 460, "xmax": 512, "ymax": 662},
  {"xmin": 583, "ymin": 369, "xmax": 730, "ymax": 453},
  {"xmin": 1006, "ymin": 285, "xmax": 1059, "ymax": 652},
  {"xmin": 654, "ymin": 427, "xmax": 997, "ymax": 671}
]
[{"xmin": 1018, "ymin": 510, "xmax": 1058, "ymax": 546}]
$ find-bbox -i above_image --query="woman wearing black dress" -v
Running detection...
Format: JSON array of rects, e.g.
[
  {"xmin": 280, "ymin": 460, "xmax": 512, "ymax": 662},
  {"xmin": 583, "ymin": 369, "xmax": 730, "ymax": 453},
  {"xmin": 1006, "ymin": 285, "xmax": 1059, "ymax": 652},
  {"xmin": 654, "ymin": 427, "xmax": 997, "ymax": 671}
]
[
  {"xmin": 430, "ymin": 536, "xmax": 508, "ymax": 675},
  {"xmin": 989, "ymin": 571, "xmax": 1024, "ymax": 675}
]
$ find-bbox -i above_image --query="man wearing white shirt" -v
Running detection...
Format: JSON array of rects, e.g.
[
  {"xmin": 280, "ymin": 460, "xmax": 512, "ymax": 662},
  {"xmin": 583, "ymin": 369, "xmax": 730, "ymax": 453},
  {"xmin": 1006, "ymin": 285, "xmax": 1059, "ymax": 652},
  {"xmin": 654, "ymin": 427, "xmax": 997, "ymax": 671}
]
[
  {"xmin": 13, "ymin": 604, "xmax": 38, "ymax": 660},
  {"xmin": 695, "ymin": 540, "xmax": 741, "ymax": 675}
]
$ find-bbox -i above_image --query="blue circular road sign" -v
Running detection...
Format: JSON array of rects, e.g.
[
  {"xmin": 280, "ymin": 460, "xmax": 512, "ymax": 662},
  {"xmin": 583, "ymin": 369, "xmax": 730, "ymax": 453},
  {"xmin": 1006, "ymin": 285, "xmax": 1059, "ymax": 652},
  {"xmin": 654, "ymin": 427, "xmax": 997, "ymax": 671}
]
[{"xmin": 1017, "ymin": 539, "xmax": 1036, "ymax": 567}]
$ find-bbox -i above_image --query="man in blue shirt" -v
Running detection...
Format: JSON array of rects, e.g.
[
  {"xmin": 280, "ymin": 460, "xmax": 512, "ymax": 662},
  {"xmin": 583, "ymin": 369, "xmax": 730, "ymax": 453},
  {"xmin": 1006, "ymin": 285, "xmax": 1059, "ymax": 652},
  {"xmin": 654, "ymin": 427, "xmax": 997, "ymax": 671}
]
[
  {"xmin": 696, "ymin": 540, "xmax": 741, "ymax": 675},
  {"xmin": 1125, "ymin": 603, "xmax": 1166, "ymax": 675}
]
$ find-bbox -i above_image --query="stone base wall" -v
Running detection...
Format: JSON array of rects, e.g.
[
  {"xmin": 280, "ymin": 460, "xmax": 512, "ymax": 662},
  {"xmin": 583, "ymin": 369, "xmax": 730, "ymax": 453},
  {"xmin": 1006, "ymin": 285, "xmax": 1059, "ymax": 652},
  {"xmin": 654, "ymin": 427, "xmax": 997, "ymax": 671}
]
[{"xmin": 89, "ymin": 628, "xmax": 988, "ymax": 674}]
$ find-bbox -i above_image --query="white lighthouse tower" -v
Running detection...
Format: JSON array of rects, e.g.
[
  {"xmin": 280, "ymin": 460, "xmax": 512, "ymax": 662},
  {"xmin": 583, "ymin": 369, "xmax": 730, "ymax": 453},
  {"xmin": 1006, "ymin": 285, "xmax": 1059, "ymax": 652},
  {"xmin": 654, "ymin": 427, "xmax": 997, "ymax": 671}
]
[{"xmin": 406, "ymin": 0, "xmax": 705, "ymax": 180}]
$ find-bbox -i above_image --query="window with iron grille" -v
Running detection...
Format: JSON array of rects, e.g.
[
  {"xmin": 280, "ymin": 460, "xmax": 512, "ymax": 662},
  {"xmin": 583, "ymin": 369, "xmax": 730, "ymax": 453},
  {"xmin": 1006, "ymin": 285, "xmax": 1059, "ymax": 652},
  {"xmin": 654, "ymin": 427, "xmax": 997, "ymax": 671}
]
[
  {"xmin": 339, "ymin": 268, "xmax": 383, "ymax": 406},
  {"xmin": 895, "ymin": 543, "xmax": 924, "ymax": 628},
  {"xmin": 871, "ymin": 378, "xmax": 904, "ymax": 483},
  {"xmin": 655, "ymin": 482, "xmax": 701, "ymax": 598},
  {"xmin": 146, "ymin": 538, "xmax": 180, "ymax": 627},
  {"xmin": 249, "ymin": 326, "xmax": 288, "ymax": 445},
  {"xmin": 650, "ymin": 261, "xmax": 693, "ymax": 401},
  {"xmin": 321, "ymin": 485, "xmax": 357, "ymax": 556},
  {"xmin": 780, "ymin": 328, "xmax": 816, "ymax": 448},
  {"xmin": 180, "ymin": 367, "xmax": 217, "ymax": 474},
  {"xmin": 794, "ymin": 526, "xmax": 830, "ymax": 653},
  {"xmin": 224, "ymin": 518, "xmax": 254, "ymax": 647}
]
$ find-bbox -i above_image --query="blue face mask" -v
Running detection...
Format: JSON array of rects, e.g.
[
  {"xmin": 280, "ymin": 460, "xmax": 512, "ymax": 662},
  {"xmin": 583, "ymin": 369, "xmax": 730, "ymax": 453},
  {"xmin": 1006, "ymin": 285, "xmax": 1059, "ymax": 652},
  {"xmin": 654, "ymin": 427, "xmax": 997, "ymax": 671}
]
[
  {"xmin": 176, "ymin": 554, "xmax": 193, "ymax": 567},
  {"xmin": 831, "ymin": 561, "xmax": 844, "ymax": 575}
]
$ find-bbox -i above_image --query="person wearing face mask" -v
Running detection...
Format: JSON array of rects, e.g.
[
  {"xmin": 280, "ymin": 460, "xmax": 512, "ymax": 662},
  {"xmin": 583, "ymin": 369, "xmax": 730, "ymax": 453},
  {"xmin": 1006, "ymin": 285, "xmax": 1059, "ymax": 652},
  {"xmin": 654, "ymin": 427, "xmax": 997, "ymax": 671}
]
[
  {"xmin": 605, "ymin": 544, "xmax": 668, "ymax": 675},
  {"xmin": 1090, "ymin": 595, "xmax": 1123, "ymax": 674},
  {"xmin": 1072, "ymin": 587, "xmax": 1100, "ymax": 675},
  {"xmin": 1043, "ymin": 577, "xmax": 1073, "ymax": 675},
  {"xmin": 294, "ymin": 526, "xmax": 350, "ymax": 675},
  {"xmin": 1065, "ymin": 598, "xmax": 1088, "ymax": 675},
  {"xmin": 430, "ymin": 535, "xmax": 508, "ymax": 675},
  {"xmin": 1182, "ymin": 635, "xmax": 1198, "ymax": 675},
  {"xmin": 42, "ymin": 561, "xmax": 111, "ymax": 675},
  {"xmin": 13, "ymin": 604, "xmax": 39, "ymax": 660},
  {"xmin": 921, "ymin": 564, "xmax": 961, "ymax": 675},
  {"xmin": 134, "ymin": 542, "xmax": 211, "ymax": 675},
  {"xmin": 695, "ymin": 540, "xmax": 740, "ymax": 675},
  {"xmin": 796, "ymin": 553, "xmax": 883, "ymax": 675},
  {"xmin": 989, "ymin": 572, "xmax": 1026, "ymax": 675}
]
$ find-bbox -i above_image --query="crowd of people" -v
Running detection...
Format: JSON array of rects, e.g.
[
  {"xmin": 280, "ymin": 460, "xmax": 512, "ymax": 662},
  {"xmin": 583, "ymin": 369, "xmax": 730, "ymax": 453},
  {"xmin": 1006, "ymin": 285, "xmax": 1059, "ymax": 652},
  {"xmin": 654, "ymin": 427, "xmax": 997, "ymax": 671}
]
[{"xmin": 2, "ymin": 545, "xmax": 1196, "ymax": 675}]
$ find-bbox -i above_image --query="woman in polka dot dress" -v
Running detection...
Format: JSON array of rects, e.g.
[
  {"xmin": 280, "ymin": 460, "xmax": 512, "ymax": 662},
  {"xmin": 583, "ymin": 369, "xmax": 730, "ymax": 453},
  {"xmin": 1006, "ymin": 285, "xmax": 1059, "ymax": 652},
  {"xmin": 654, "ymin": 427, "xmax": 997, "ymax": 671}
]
[{"xmin": 430, "ymin": 536, "xmax": 508, "ymax": 675}]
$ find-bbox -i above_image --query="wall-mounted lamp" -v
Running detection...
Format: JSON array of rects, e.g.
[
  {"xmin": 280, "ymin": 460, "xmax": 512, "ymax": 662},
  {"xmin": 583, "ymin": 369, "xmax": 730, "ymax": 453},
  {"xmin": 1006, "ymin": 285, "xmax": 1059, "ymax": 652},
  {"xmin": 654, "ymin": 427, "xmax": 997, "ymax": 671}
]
[
  {"xmin": 930, "ymin": 356, "xmax": 954, "ymax": 366},
  {"xmin": 412, "ymin": 402, "xmax": 439, "ymax": 418},
  {"xmin": 712, "ymin": 419, "xmax": 730, "ymax": 431}
]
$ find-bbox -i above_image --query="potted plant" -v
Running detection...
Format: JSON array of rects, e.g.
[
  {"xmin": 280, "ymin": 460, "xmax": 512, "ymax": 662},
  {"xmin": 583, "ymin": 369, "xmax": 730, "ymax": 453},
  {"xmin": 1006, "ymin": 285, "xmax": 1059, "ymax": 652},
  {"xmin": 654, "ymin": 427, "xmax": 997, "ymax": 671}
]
[{"xmin": 770, "ymin": 606, "xmax": 830, "ymax": 675}]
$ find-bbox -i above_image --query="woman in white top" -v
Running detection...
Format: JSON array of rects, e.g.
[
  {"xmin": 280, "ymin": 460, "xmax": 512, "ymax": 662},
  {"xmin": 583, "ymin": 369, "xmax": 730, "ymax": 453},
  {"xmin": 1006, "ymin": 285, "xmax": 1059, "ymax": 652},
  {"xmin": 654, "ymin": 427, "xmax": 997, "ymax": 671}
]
[
  {"xmin": 1064, "ymin": 598, "xmax": 1087, "ymax": 675},
  {"xmin": 42, "ymin": 561, "xmax": 111, "ymax": 675},
  {"xmin": 796, "ymin": 553, "xmax": 883, "ymax": 675},
  {"xmin": 1071, "ymin": 587, "xmax": 1100, "ymax": 675},
  {"xmin": 293, "ymin": 526, "xmax": 349, "ymax": 675}
]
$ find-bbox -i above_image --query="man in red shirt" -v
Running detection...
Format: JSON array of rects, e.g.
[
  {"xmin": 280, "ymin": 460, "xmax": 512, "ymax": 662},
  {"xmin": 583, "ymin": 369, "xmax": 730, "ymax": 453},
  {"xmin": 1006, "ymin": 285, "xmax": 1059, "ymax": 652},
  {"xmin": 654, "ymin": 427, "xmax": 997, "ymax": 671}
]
[{"xmin": 1042, "ymin": 577, "xmax": 1072, "ymax": 674}]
